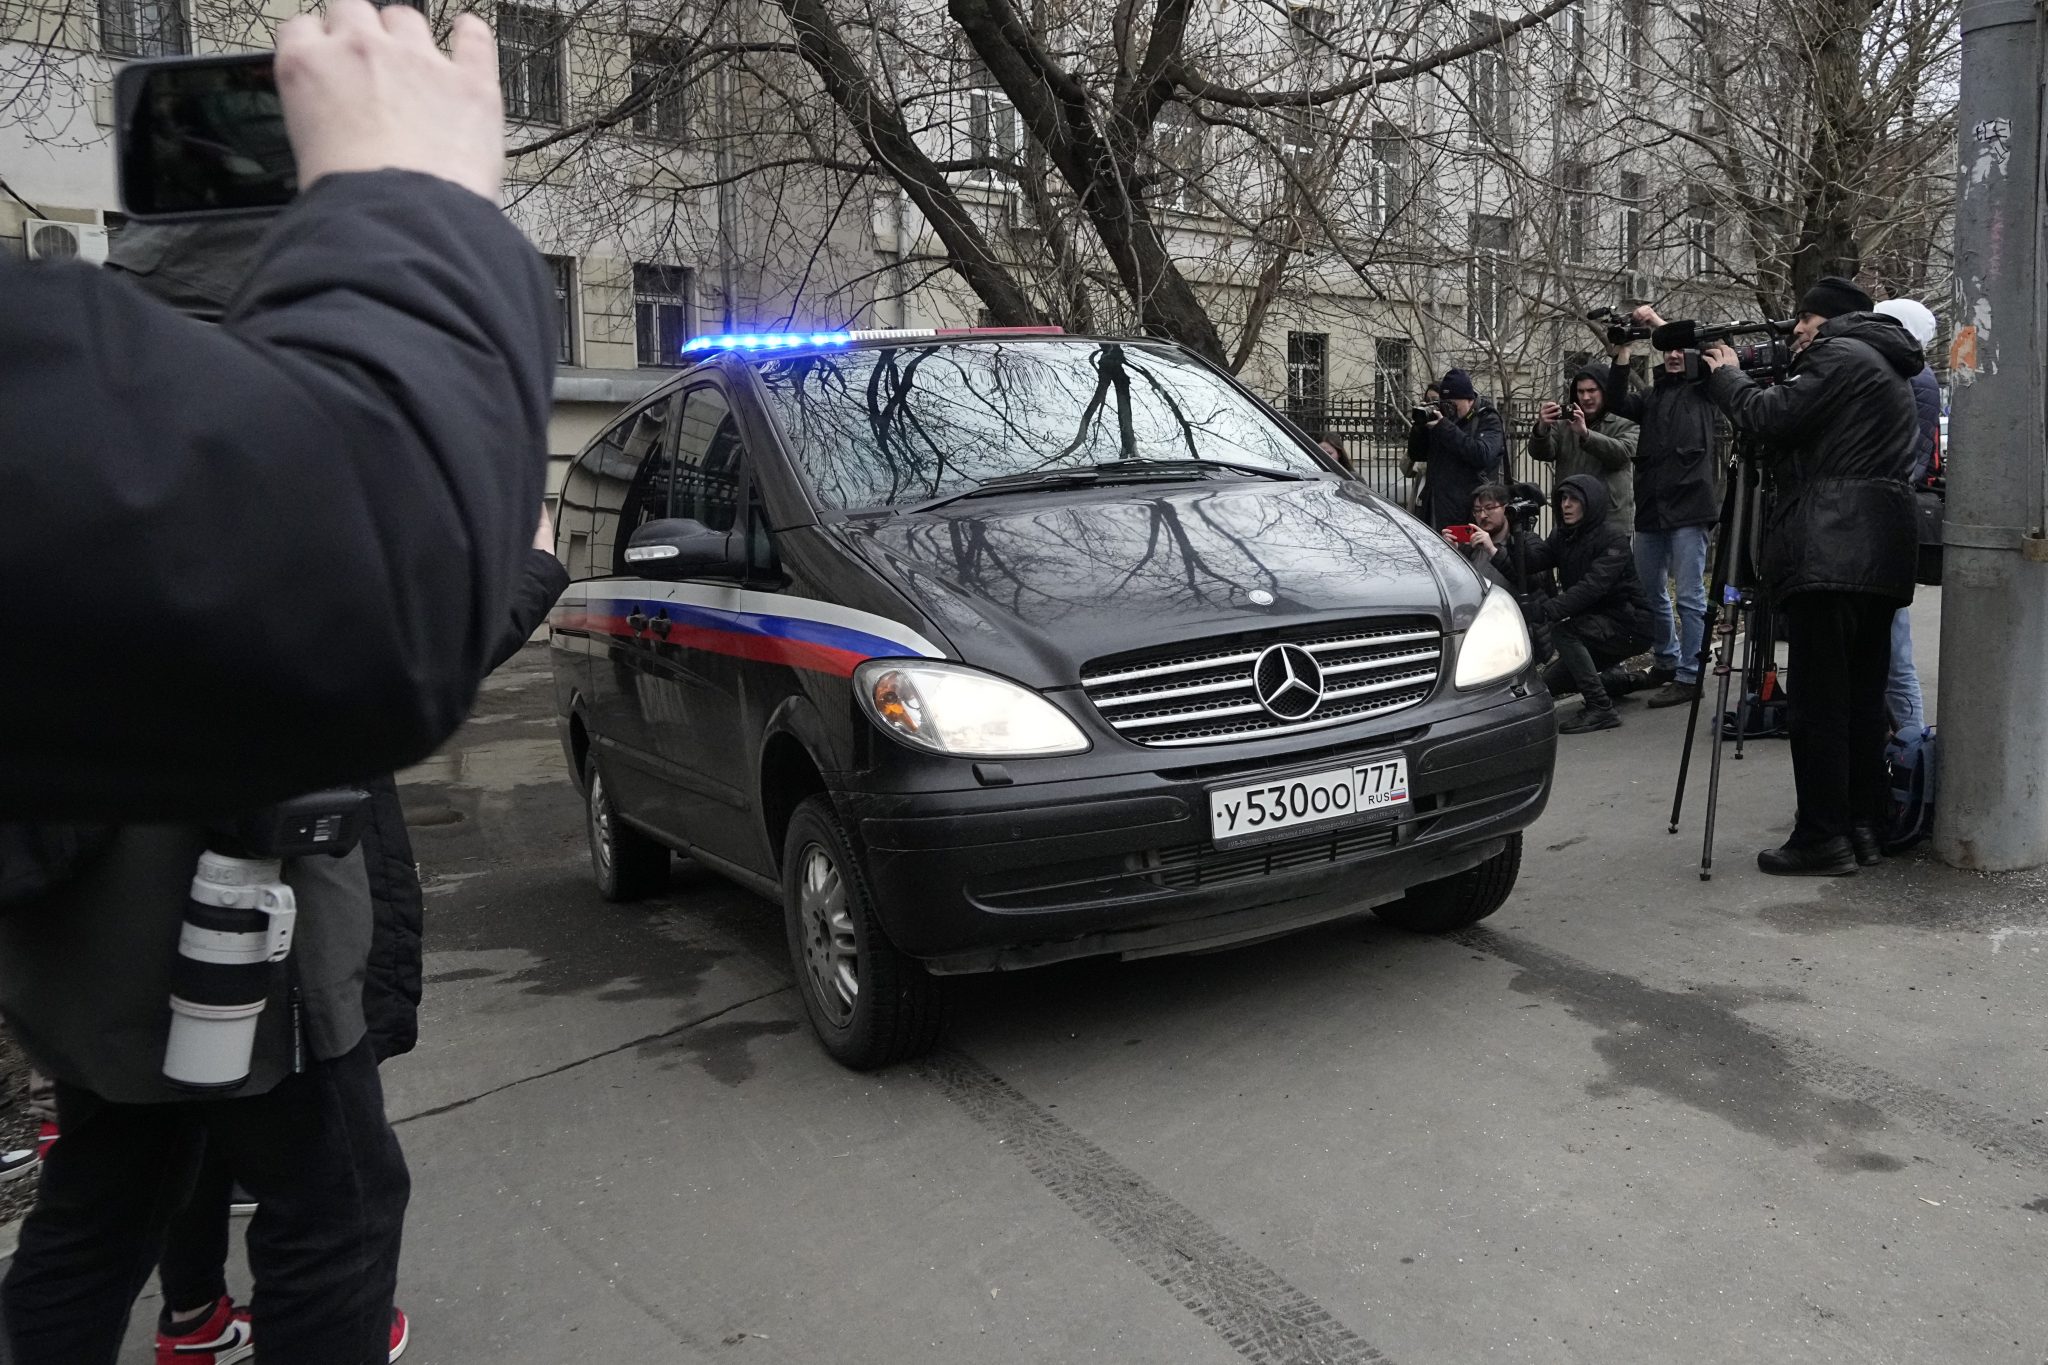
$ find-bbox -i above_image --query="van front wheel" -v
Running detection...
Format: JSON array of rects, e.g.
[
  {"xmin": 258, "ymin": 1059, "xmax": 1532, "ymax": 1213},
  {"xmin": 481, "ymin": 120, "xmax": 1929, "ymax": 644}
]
[
  {"xmin": 586, "ymin": 764, "xmax": 670, "ymax": 902},
  {"xmin": 1373, "ymin": 833, "xmax": 1522, "ymax": 933},
  {"xmin": 781, "ymin": 795, "xmax": 949, "ymax": 1069}
]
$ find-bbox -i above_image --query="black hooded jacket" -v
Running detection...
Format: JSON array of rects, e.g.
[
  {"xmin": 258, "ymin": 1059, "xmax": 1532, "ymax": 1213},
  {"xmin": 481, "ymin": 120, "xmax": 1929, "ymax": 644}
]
[
  {"xmin": 1420, "ymin": 396, "xmax": 1507, "ymax": 531},
  {"xmin": 1603, "ymin": 361, "xmax": 1725, "ymax": 532},
  {"xmin": 1704, "ymin": 313, "xmax": 1921, "ymax": 605},
  {"xmin": 1495, "ymin": 475, "xmax": 1657, "ymax": 646}
]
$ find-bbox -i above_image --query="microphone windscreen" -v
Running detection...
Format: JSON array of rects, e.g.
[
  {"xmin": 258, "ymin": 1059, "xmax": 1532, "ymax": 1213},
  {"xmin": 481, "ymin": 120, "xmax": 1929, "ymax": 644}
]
[{"xmin": 1650, "ymin": 320, "xmax": 1697, "ymax": 351}]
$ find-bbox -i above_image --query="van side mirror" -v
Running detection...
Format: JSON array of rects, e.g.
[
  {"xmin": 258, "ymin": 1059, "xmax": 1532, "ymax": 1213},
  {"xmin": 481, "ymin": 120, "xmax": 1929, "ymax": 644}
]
[{"xmin": 623, "ymin": 518, "xmax": 746, "ymax": 581}]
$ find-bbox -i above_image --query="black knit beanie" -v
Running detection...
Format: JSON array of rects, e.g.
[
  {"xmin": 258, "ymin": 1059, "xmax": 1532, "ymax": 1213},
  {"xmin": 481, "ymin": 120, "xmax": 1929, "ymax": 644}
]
[{"xmin": 1796, "ymin": 275, "xmax": 1875, "ymax": 320}]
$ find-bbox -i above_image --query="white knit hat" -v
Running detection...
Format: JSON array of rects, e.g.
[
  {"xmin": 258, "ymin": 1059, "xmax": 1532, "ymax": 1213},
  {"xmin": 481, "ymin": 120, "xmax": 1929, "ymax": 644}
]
[{"xmin": 1874, "ymin": 298, "xmax": 1938, "ymax": 348}]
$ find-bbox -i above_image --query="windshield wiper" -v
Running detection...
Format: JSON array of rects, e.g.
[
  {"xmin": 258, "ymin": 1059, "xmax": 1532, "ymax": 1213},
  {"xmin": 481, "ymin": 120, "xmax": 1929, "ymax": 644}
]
[
  {"xmin": 1088, "ymin": 458, "xmax": 1311, "ymax": 483},
  {"xmin": 904, "ymin": 459, "xmax": 1308, "ymax": 515}
]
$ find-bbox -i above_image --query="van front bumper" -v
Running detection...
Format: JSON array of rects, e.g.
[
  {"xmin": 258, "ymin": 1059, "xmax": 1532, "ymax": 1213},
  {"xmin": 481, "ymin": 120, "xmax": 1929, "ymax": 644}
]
[{"xmin": 839, "ymin": 690, "xmax": 1555, "ymax": 973}]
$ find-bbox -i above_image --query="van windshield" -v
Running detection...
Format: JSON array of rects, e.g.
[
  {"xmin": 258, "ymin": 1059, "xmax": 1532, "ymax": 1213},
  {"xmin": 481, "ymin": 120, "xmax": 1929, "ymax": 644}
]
[{"xmin": 750, "ymin": 340, "xmax": 1321, "ymax": 510}]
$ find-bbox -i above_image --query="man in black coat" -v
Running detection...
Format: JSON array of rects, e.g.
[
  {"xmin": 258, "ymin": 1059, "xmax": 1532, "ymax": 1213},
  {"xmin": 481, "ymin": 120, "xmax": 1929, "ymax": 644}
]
[
  {"xmin": 0, "ymin": 0, "xmax": 554, "ymax": 824},
  {"xmin": 1415, "ymin": 369, "xmax": 1507, "ymax": 531},
  {"xmin": 1469, "ymin": 475, "xmax": 1655, "ymax": 734},
  {"xmin": 1605, "ymin": 309, "xmax": 1727, "ymax": 708},
  {"xmin": 1701, "ymin": 276, "xmax": 1921, "ymax": 875}
]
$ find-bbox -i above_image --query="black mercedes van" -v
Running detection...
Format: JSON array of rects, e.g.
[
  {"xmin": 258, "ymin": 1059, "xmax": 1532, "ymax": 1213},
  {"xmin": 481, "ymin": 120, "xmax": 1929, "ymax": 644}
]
[{"xmin": 549, "ymin": 328, "xmax": 1555, "ymax": 1068}]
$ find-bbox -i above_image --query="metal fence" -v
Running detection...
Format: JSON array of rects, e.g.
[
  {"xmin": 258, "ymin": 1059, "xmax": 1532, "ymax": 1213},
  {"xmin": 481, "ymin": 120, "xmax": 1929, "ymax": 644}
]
[{"xmin": 1280, "ymin": 398, "xmax": 1563, "ymax": 529}]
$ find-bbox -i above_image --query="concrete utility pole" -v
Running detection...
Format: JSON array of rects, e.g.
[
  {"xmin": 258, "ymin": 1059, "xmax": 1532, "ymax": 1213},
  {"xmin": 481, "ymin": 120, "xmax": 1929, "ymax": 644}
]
[{"xmin": 1937, "ymin": 0, "xmax": 2048, "ymax": 871}]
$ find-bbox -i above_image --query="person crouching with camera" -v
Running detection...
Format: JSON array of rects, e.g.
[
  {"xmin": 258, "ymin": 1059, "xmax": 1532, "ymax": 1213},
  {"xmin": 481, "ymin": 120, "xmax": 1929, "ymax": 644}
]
[
  {"xmin": 1699, "ymin": 277, "xmax": 1921, "ymax": 875},
  {"xmin": 1459, "ymin": 475, "xmax": 1655, "ymax": 734}
]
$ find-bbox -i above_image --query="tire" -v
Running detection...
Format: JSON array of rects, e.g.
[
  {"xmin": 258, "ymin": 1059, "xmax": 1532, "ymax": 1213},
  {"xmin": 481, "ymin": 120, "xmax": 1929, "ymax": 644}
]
[
  {"xmin": 585, "ymin": 761, "xmax": 671, "ymax": 902},
  {"xmin": 1373, "ymin": 832, "xmax": 1522, "ymax": 934},
  {"xmin": 781, "ymin": 795, "xmax": 950, "ymax": 1069}
]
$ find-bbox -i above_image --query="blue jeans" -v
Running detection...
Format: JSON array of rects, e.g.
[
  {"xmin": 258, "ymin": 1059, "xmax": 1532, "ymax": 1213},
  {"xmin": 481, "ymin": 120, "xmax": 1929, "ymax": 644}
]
[
  {"xmin": 1632, "ymin": 526, "xmax": 1710, "ymax": 684},
  {"xmin": 1887, "ymin": 606, "xmax": 1925, "ymax": 735}
]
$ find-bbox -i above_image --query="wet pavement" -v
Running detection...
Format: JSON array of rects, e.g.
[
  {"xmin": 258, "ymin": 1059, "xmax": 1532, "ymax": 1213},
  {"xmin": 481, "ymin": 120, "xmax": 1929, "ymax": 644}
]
[{"xmin": 114, "ymin": 592, "xmax": 2048, "ymax": 1363}]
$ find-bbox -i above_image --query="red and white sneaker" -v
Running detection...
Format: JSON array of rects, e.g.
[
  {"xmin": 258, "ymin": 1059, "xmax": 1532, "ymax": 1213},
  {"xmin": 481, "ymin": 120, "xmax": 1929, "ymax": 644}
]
[
  {"xmin": 155, "ymin": 1297, "xmax": 254, "ymax": 1364},
  {"xmin": 389, "ymin": 1307, "xmax": 410, "ymax": 1361},
  {"xmin": 0, "ymin": 1122, "xmax": 60, "ymax": 1184}
]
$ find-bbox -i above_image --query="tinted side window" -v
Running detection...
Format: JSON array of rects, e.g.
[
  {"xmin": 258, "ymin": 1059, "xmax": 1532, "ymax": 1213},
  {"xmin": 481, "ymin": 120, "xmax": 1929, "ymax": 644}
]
[
  {"xmin": 609, "ymin": 396, "xmax": 677, "ymax": 574},
  {"xmin": 558, "ymin": 425, "xmax": 624, "ymax": 582},
  {"xmin": 671, "ymin": 387, "xmax": 743, "ymax": 534}
]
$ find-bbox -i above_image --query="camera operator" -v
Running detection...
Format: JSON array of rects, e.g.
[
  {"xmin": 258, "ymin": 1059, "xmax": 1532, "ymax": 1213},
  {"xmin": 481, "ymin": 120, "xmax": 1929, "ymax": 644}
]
[
  {"xmin": 1416, "ymin": 369, "xmax": 1507, "ymax": 532},
  {"xmin": 0, "ymin": 0, "xmax": 555, "ymax": 823},
  {"xmin": 1531, "ymin": 370, "xmax": 1638, "ymax": 529},
  {"xmin": 1699, "ymin": 277, "xmax": 1921, "ymax": 875},
  {"xmin": 1467, "ymin": 476, "xmax": 1655, "ymax": 734},
  {"xmin": 1605, "ymin": 307, "xmax": 1727, "ymax": 709}
]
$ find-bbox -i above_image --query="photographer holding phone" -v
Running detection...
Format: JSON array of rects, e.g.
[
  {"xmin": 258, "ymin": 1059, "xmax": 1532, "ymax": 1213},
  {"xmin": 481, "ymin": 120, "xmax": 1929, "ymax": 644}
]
[
  {"xmin": 1530, "ymin": 370, "xmax": 1638, "ymax": 530},
  {"xmin": 0, "ymin": 0, "xmax": 553, "ymax": 824}
]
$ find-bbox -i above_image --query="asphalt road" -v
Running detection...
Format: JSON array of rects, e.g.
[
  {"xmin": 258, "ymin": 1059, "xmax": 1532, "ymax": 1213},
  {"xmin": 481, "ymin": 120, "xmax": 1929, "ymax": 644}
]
[{"xmin": 121, "ymin": 592, "xmax": 2048, "ymax": 1363}]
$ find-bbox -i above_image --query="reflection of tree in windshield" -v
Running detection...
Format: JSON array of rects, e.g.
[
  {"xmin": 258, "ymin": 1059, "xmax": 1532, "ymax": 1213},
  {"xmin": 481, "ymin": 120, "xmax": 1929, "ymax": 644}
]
[
  {"xmin": 854, "ymin": 481, "xmax": 1420, "ymax": 632},
  {"xmin": 755, "ymin": 341, "xmax": 1317, "ymax": 509}
]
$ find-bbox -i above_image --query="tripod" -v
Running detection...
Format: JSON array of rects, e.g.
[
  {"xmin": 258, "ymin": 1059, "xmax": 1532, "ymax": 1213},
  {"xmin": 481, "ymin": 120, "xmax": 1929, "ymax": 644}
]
[{"xmin": 1666, "ymin": 441, "xmax": 1777, "ymax": 879}]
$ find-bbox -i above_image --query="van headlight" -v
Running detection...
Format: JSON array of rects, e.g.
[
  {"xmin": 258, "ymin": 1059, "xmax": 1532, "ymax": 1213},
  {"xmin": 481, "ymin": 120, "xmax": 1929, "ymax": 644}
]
[
  {"xmin": 1452, "ymin": 587, "xmax": 1533, "ymax": 690},
  {"xmin": 853, "ymin": 661, "xmax": 1091, "ymax": 757}
]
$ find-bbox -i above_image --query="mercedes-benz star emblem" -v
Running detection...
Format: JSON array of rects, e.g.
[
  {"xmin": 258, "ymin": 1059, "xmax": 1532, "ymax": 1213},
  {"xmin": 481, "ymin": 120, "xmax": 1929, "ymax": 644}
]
[{"xmin": 1252, "ymin": 643, "xmax": 1325, "ymax": 721}]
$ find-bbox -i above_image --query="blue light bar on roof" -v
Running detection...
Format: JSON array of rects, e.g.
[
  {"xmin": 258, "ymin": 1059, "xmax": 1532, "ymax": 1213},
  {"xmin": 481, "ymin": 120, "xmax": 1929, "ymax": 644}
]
[{"xmin": 680, "ymin": 331, "xmax": 854, "ymax": 353}]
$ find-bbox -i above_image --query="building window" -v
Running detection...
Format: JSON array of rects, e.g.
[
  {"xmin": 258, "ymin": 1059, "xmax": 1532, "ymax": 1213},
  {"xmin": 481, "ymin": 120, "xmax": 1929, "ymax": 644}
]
[
  {"xmin": 1561, "ymin": 4, "xmax": 1589, "ymax": 97},
  {"xmin": 964, "ymin": 58, "xmax": 1021, "ymax": 179},
  {"xmin": 1368, "ymin": 122, "xmax": 1407, "ymax": 229},
  {"xmin": 631, "ymin": 35, "xmax": 688, "ymax": 140},
  {"xmin": 634, "ymin": 264, "xmax": 693, "ymax": 368},
  {"xmin": 1153, "ymin": 105, "xmax": 1208, "ymax": 214},
  {"xmin": 1286, "ymin": 331, "xmax": 1329, "ymax": 407},
  {"xmin": 100, "ymin": 0, "xmax": 186, "ymax": 56},
  {"xmin": 1619, "ymin": 0, "xmax": 1648, "ymax": 89},
  {"xmin": 498, "ymin": 5, "xmax": 564, "ymax": 125},
  {"xmin": 1468, "ymin": 14, "xmax": 1511, "ymax": 141},
  {"xmin": 1289, "ymin": 4, "xmax": 1334, "ymax": 52},
  {"xmin": 1619, "ymin": 171, "xmax": 1646, "ymax": 295},
  {"xmin": 1469, "ymin": 214, "xmax": 1513, "ymax": 342},
  {"xmin": 1374, "ymin": 337, "xmax": 1413, "ymax": 418},
  {"xmin": 1685, "ymin": 188, "xmax": 1718, "ymax": 279},
  {"xmin": 544, "ymin": 255, "xmax": 577, "ymax": 365},
  {"xmin": 1561, "ymin": 162, "xmax": 1590, "ymax": 263}
]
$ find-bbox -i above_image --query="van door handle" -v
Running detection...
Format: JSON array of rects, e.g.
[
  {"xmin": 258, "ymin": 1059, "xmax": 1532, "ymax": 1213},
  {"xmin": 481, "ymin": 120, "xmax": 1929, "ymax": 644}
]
[
  {"xmin": 626, "ymin": 610, "xmax": 650, "ymax": 633},
  {"xmin": 649, "ymin": 613, "xmax": 672, "ymax": 639}
]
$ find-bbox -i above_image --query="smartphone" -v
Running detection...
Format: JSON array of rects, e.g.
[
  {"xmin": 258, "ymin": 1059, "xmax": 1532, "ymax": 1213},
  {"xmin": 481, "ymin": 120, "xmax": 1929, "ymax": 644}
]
[
  {"xmin": 114, "ymin": 53, "xmax": 297, "ymax": 219},
  {"xmin": 1444, "ymin": 524, "xmax": 1476, "ymax": 544}
]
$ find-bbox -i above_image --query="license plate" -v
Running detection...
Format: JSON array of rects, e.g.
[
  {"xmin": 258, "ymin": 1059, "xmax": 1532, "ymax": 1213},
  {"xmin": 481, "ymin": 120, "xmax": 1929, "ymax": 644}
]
[{"xmin": 1209, "ymin": 757, "xmax": 1410, "ymax": 848}]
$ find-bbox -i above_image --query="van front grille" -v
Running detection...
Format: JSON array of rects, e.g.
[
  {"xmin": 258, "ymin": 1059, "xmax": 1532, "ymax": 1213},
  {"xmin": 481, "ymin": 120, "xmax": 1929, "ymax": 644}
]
[{"xmin": 1081, "ymin": 618, "xmax": 1443, "ymax": 748}]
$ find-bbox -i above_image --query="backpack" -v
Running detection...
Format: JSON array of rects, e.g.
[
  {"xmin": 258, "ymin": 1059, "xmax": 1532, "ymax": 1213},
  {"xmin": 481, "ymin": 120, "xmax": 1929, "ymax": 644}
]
[{"xmin": 1883, "ymin": 726, "xmax": 1938, "ymax": 853}]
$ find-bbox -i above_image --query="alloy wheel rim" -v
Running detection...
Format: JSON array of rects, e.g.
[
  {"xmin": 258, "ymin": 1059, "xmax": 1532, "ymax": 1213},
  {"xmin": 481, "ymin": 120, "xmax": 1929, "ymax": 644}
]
[
  {"xmin": 797, "ymin": 843, "xmax": 858, "ymax": 1027},
  {"xmin": 589, "ymin": 773, "xmax": 614, "ymax": 874}
]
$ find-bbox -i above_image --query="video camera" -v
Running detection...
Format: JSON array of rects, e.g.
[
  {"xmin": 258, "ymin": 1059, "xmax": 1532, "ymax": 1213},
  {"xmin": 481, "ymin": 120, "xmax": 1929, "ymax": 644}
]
[
  {"xmin": 1650, "ymin": 317, "xmax": 1797, "ymax": 382},
  {"xmin": 1586, "ymin": 305, "xmax": 1653, "ymax": 347}
]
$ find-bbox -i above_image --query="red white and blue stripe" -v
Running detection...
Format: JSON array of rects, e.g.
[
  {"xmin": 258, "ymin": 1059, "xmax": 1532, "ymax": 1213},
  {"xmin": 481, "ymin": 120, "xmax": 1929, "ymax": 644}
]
[{"xmin": 552, "ymin": 582, "xmax": 944, "ymax": 677}]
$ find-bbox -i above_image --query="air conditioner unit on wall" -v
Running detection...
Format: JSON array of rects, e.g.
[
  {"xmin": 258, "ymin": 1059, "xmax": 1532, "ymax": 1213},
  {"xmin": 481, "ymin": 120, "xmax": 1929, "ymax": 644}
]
[{"xmin": 24, "ymin": 219, "xmax": 110, "ymax": 264}]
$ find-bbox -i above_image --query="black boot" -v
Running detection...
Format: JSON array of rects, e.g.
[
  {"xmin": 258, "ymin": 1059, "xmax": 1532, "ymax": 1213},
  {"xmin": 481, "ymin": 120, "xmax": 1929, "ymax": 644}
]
[
  {"xmin": 1849, "ymin": 825, "xmax": 1884, "ymax": 867},
  {"xmin": 1558, "ymin": 703, "xmax": 1621, "ymax": 734},
  {"xmin": 1757, "ymin": 837, "xmax": 1858, "ymax": 877}
]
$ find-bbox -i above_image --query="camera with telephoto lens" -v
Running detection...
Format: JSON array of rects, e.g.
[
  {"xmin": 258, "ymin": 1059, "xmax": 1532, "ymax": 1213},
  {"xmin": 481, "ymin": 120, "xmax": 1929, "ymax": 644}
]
[
  {"xmin": 163, "ymin": 788, "xmax": 368, "ymax": 1091},
  {"xmin": 1586, "ymin": 305, "xmax": 1653, "ymax": 346}
]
